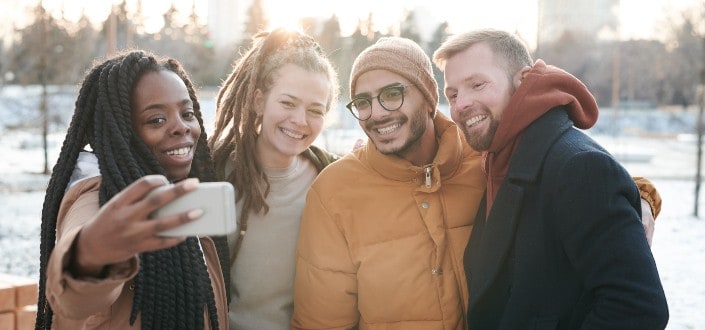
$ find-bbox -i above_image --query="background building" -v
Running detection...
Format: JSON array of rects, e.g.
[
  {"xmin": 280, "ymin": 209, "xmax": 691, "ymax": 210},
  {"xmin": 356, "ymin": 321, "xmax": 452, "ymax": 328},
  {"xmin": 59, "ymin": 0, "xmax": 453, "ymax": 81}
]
[
  {"xmin": 207, "ymin": 0, "xmax": 252, "ymax": 51},
  {"xmin": 538, "ymin": 0, "xmax": 619, "ymax": 43}
]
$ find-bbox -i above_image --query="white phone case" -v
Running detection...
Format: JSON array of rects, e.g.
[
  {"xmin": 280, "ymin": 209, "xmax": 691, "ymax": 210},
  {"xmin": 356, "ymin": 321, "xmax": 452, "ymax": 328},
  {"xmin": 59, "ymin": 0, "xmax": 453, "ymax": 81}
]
[{"xmin": 154, "ymin": 182, "xmax": 237, "ymax": 237}]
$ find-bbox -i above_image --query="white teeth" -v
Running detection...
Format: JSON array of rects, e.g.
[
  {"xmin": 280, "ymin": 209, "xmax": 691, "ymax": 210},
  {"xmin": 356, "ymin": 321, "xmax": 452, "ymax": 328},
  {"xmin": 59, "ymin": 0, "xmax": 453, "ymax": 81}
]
[
  {"xmin": 377, "ymin": 123, "xmax": 400, "ymax": 135},
  {"xmin": 166, "ymin": 147, "xmax": 190, "ymax": 156},
  {"xmin": 282, "ymin": 128, "xmax": 304, "ymax": 139},
  {"xmin": 465, "ymin": 115, "xmax": 487, "ymax": 127}
]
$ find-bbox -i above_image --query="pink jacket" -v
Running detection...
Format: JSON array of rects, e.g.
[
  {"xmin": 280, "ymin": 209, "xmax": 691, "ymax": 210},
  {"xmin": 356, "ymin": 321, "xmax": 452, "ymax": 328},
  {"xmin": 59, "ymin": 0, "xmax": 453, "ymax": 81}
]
[{"xmin": 45, "ymin": 176, "xmax": 228, "ymax": 329}]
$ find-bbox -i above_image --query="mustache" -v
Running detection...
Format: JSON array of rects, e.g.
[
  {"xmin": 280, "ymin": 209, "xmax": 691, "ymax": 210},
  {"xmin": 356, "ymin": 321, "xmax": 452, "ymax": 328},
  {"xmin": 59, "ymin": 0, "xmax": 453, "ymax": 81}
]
[{"xmin": 364, "ymin": 116, "xmax": 405, "ymax": 131}]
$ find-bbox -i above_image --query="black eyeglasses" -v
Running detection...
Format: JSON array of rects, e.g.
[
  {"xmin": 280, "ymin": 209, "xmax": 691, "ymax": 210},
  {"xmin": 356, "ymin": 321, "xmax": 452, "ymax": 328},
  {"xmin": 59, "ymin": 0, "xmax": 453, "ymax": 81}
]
[{"xmin": 346, "ymin": 84, "xmax": 413, "ymax": 121}]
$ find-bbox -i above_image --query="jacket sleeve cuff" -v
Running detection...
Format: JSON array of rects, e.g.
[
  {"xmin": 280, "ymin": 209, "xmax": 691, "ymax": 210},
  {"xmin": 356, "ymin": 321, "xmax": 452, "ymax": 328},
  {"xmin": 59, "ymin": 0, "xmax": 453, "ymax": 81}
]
[{"xmin": 633, "ymin": 176, "xmax": 662, "ymax": 219}]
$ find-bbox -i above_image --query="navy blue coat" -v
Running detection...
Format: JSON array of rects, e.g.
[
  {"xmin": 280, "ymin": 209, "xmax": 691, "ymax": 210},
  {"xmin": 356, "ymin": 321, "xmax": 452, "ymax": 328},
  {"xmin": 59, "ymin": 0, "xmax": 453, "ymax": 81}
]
[{"xmin": 464, "ymin": 108, "xmax": 668, "ymax": 329}]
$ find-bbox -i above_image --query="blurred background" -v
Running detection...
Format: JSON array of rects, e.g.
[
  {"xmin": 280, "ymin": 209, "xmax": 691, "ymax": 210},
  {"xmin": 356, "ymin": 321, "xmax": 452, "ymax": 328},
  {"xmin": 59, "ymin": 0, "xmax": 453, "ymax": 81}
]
[
  {"xmin": 1, "ymin": 0, "xmax": 705, "ymax": 328},
  {"xmin": 3, "ymin": 0, "xmax": 705, "ymax": 206},
  {"xmin": 1, "ymin": 0, "xmax": 705, "ymax": 161}
]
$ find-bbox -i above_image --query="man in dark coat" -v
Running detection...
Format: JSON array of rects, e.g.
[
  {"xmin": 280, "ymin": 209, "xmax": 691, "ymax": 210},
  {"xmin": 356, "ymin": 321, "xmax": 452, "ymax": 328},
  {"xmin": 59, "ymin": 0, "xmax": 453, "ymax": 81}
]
[{"xmin": 433, "ymin": 28, "xmax": 668, "ymax": 329}]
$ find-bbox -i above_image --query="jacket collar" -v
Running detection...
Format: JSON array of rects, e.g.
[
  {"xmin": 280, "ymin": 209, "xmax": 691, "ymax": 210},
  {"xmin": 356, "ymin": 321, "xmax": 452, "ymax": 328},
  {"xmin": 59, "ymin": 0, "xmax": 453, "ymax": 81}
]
[
  {"xmin": 506, "ymin": 108, "xmax": 574, "ymax": 183},
  {"xmin": 483, "ymin": 60, "xmax": 599, "ymax": 212},
  {"xmin": 301, "ymin": 145, "xmax": 340, "ymax": 173},
  {"xmin": 360, "ymin": 112, "xmax": 464, "ymax": 184}
]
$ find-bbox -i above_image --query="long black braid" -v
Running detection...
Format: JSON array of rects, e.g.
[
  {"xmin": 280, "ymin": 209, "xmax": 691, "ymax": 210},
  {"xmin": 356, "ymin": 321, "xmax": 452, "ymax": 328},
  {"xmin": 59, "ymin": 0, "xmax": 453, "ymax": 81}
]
[{"xmin": 36, "ymin": 50, "xmax": 230, "ymax": 330}]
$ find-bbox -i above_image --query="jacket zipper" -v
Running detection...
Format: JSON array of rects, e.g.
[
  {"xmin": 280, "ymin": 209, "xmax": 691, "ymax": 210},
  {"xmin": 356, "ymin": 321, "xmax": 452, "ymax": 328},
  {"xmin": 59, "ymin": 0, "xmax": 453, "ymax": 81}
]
[
  {"xmin": 424, "ymin": 165, "xmax": 432, "ymax": 188},
  {"xmin": 422, "ymin": 164, "xmax": 442, "ymax": 276}
]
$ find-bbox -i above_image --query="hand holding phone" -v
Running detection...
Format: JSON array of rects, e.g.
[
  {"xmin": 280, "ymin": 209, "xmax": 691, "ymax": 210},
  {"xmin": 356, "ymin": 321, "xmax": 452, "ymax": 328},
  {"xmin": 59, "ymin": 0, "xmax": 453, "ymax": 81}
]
[{"xmin": 151, "ymin": 182, "xmax": 237, "ymax": 237}]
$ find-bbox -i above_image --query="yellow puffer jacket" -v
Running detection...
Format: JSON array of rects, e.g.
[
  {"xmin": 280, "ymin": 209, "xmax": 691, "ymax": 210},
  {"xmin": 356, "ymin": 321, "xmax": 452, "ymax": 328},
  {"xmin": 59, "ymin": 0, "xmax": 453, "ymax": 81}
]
[{"xmin": 292, "ymin": 114, "xmax": 486, "ymax": 329}]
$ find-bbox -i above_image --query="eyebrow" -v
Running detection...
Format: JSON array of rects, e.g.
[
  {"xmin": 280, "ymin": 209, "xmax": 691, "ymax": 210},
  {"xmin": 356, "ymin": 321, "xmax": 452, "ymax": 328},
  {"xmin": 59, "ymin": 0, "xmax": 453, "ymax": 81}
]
[
  {"xmin": 140, "ymin": 98, "xmax": 192, "ymax": 113},
  {"xmin": 353, "ymin": 82, "xmax": 406, "ymax": 98},
  {"xmin": 281, "ymin": 93, "xmax": 326, "ymax": 108},
  {"xmin": 461, "ymin": 74, "xmax": 482, "ymax": 85},
  {"xmin": 445, "ymin": 74, "xmax": 481, "ymax": 93}
]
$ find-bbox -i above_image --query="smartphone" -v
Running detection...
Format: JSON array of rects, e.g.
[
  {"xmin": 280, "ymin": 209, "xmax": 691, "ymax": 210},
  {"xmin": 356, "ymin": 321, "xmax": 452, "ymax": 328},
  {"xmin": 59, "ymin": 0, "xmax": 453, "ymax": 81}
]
[{"xmin": 152, "ymin": 182, "xmax": 238, "ymax": 237}]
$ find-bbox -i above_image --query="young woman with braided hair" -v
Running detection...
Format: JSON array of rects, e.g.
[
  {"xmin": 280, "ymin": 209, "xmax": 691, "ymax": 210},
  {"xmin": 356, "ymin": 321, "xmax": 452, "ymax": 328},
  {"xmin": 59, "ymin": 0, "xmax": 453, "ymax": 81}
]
[
  {"xmin": 36, "ymin": 50, "xmax": 229, "ymax": 329},
  {"xmin": 207, "ymin": 28, "xmax": 340, "ymax": 329}
]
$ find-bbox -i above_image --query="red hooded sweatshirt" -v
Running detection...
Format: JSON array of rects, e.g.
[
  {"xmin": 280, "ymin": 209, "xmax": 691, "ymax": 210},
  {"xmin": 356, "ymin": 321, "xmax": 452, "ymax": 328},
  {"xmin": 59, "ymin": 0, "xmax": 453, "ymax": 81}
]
[{"xmin": 483, "ymin": 59, "xmax": 599, "ymax": 213}]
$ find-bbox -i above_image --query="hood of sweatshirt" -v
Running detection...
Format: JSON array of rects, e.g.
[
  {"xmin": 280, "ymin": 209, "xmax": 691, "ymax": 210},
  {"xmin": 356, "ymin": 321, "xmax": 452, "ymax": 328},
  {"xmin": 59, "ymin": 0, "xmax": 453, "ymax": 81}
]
[{"xmin": 484, "ymin": 59, "xmax": 599, "ymax": 212}]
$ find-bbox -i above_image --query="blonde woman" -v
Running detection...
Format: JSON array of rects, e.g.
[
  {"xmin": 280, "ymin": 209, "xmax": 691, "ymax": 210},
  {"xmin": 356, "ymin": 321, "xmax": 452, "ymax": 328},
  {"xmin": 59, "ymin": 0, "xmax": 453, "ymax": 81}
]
[{"xmin": 208, "ymin": 29, "xmax": 340, "ymax": 329}]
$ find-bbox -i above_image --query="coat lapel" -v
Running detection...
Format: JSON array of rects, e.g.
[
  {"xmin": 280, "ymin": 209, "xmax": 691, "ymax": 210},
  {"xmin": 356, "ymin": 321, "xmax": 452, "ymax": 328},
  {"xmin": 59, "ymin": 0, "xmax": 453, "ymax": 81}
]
[
  {"xmin": 468, "ymin": 182, "xmax": 524, "ymax": 308},
  {"xmin": 468, "ymin": 108, "xmax": 575, "ymax": 308}
]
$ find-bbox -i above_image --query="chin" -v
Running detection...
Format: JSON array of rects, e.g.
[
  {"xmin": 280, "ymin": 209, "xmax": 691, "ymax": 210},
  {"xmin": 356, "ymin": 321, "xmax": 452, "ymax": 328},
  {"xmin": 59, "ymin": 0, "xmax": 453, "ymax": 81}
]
[
  {"xmin": 372, "ymin": 140, "xmax": 405, "ymax": 155},
  {"xmin": 282, "ymin": 142, "xmax": 309, "ymax": 155}
]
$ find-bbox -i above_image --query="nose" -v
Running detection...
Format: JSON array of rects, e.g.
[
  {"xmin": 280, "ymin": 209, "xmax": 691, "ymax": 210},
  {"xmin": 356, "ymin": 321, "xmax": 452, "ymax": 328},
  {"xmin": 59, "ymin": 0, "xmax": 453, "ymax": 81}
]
[
  {"xmin": 290, "ymin": 106, "xmax": 307, "ymax": 126},
  {"xmin": 170, "ymin": 117, "xmax": 192, "ymax": 136},
  {"xmin": 453, "ymin": 92, "xmax": 473, "ymax": 114},
  {"xmin": 368, "ymin": 98, "xmax": 389, "ymax": 120}
]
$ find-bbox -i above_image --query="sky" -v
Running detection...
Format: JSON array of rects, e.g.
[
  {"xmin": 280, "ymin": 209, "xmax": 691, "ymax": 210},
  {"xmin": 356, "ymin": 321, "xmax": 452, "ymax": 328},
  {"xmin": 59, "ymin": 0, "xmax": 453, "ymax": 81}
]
[{"xmin": 0, "ymin": 0, "xmax": 701, "ymax": 49}]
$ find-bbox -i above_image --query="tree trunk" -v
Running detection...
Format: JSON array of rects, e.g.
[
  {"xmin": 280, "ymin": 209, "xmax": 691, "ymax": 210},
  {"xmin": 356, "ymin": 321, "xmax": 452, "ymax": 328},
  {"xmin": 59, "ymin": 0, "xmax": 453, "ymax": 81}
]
[
  {"xmin": 39, "ymin": 5, "xmax": 49, "ymax": 175},
  {"xmin": 695, "ymin": 66, "xmax": 705, "ymax": 217}
]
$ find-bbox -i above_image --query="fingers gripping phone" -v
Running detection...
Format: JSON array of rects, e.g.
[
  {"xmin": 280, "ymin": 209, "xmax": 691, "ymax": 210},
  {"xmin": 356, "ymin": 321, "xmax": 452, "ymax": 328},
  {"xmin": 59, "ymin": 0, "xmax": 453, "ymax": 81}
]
[{"xmin": 153, "ymin": 182, "xmax": 238, "ymax": 237}]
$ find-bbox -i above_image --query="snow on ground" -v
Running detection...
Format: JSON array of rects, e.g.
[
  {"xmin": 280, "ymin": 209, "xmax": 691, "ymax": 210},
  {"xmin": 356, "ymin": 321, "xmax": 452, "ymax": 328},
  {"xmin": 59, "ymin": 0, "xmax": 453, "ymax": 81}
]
[
  {"xmin": 648, "ymin": 179, "xmax": 705, "ymax": 329},
  {"xmin": 2, "ymin": 133, "xmax": 704, "ymax": 329}
]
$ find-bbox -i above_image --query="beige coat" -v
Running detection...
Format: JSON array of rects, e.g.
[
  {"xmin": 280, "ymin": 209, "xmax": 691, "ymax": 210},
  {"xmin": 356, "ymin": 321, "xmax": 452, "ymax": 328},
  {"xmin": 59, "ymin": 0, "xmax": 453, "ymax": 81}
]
[
  {"xmin": 45, "ymin": 176, "xmax": 228, "ymax": 329},
  {"xmin": 292, "ymin": 114, "xmax": 486, "ymax": 329}
]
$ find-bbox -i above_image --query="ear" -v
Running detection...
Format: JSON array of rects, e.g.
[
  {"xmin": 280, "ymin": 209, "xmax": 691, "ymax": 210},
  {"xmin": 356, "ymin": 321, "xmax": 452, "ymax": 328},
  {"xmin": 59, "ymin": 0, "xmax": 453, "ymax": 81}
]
[
  {"xmin": 428, "ymin": 103, "xmax": 437, "ymax": 119},
  {"xmin": 513, "ymin": 66, "xmax": 531, "ymax": 89},
  {"xmin": 253, "ymin": 89, "xmax": 264, "ymax": 116}
]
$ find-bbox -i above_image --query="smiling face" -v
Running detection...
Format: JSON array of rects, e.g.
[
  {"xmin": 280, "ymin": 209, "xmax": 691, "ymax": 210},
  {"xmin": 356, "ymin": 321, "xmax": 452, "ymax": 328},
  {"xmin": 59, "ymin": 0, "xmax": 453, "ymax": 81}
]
[
  {"xmin": 254, "ymin": 63, "xmax": 330, "ymax": 168},
  {"xmin": 131, "ymin": 70, "xmax": 201, "ymax": 181},
  {"xmin": 353, "ymin": 69, "xmax": 432, "ymax": 161},
  {"xmin": 443, "ymin": 42, "xmax": 521, "ymax": 151}
]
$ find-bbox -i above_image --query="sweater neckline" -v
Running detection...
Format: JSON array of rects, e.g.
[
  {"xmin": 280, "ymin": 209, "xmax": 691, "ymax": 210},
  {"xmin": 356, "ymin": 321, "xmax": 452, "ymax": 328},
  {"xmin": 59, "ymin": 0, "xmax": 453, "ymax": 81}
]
[{"xmin": 263, "ymin": 155, "xmax": 301, "ymax": 180}]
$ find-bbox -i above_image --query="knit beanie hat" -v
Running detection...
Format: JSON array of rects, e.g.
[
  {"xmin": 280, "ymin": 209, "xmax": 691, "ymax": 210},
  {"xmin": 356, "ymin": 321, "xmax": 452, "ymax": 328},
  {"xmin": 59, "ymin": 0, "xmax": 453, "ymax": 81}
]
[{"xmin": 350, "ymin": 37, "xmax": 439, "ymax": 112}]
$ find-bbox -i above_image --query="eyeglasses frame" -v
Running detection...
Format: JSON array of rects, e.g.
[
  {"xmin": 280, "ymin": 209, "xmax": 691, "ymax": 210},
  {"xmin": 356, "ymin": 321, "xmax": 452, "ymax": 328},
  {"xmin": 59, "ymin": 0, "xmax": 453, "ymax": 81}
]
[{"xmin": 345, "ymin": 84, "xmax": 414, "ymax": 121}]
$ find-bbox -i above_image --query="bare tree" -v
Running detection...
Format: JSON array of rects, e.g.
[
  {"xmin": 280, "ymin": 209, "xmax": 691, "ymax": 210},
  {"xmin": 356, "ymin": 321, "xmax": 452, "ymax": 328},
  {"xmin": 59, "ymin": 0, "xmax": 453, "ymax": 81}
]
[
  {"xmin": 399, "ymin": 10, "xmax": 422, "ymax": 44},
  {"xmin": 5, "ymin": 5, "xmax": 70, "ymax": 174},
  {"xmin": 681, "ymin": 3, "xmax": 705, "ymax": 216}
]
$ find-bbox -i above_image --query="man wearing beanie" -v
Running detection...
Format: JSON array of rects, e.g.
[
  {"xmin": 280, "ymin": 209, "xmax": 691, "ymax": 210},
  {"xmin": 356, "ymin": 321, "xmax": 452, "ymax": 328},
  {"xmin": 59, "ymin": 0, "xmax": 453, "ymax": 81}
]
[{"xmin": 292, "ymin": 37, "xmax": 486, "ymax": 329}]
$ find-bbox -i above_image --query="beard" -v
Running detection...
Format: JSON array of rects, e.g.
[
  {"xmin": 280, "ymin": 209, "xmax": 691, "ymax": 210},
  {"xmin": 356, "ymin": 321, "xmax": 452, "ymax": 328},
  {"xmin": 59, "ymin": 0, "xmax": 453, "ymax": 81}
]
[
  {"xmin": 391, "ymin": 108, "xmax": 427, "ymax": 157},
  {"xmin": 365, "ymin": 107, "xmax": 428, "ymax": 157},
  {"xmin": 463, "ymin": 115, "xmax": 499, "ymax": 152}
]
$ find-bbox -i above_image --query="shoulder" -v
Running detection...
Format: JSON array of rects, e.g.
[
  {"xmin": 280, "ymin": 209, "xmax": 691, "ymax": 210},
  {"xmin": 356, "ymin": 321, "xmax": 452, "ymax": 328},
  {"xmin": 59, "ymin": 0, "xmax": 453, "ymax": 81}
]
[
  {"xmin": 55, "ymin": 176, "xmax": 102, "ymax": 237},
  {"xmin": 60, "ymin": 176, "xmax": 102, "ymax": 215},
  {"xmin": 63, "ymin": 176, "xmax": 102, "ymax": 205},
  {"xmin": 551, "ymin": 129, "xmax": 610, "ymax": 165},
  {"xmin": 543, "ymin": 131, "xmax": 635, "ymax": 197},
  {"xmin": 540, "ymin": 129, "xmax": 614, "ymax": 177},
  {"xmin": 303, "ymin": 145, "xmax": 342, "ymax": 172},
  {"xmin": 307, "ymin": 151, "xmax": 366, "ymax": 195}
]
